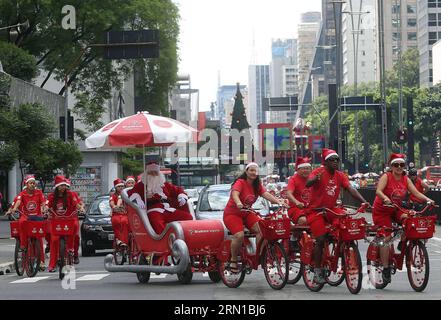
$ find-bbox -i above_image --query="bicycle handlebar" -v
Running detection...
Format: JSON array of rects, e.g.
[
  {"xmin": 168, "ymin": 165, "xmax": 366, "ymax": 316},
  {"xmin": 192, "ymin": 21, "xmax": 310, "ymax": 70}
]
[
  {"xmin": 313, "ymin": 203, "xmax": 369, "ymax": 217},
  {"xmin": 384, "ymin": 202, "xmax": 438, "ymax": 216}
]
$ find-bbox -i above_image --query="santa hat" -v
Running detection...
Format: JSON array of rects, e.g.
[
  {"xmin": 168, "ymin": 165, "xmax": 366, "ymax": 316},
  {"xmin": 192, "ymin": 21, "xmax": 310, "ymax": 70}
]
[
  {"xmin": 23, "ymin": 175, "xmax": 36, "ymax": 185},
  {"xmin": 322, "ymin": 148, "xmax": 339, "ymax": 163},
  {"xmin": 126, "ymin": 176, "xmax": 136, "ymax": 183},
  {"xmin": 296, "ymin": 157, "xmax": 312, "ymax": 170},
  {"xmin": 54, "ymin": 175, "xmax": 68, "ymax": 188},
  {"xmin": 65, "ymin": 178, "xmax": 71, "ymax": 188},
  {"xmin": 389, "ymin": 153, "xmax": 406, "ymax": 165},
  {"xmin": 146, "ymin": 161, "xmax": 160, "ymax": 172},
  {"xmin": 113, "ymin": 178, "xmax": 125, "ymax": 188},
  {"xmin": 245, "ymin": 162, "xmax": 259, "ymax": 170}
]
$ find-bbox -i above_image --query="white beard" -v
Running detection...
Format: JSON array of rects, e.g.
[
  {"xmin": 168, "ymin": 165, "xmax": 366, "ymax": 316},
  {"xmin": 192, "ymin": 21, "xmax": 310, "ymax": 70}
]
[{"xmin": 142, "ymin": 172, "xmax": 166, "ymax": 198}]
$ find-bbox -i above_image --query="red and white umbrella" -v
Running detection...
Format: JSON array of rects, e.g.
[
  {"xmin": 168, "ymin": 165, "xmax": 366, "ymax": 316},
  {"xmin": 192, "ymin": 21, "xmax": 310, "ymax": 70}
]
[{"xmin": 85, "ymin": 112, "xmax": 198, "ymax": 149}]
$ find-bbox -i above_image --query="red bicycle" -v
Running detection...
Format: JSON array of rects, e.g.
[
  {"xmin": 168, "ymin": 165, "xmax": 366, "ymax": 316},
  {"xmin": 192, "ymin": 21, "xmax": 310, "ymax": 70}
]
[
  {"xmin": 217, "ymin": 207, "xmax": 290, "ymax": 290},
  {"xmin": 366, "ymin": 202, "xmax": 438, "ymax": 292},
  {"xmin": 51, "ymin": 218, "xmax": 76, "ymax": 280},
  {"xmin": 301, "ymin": 204, "xmax": 368, "ymax": 294},
  {"xmin": 9, "ymin": 212, "xmax": 46, "ymax": 277}
]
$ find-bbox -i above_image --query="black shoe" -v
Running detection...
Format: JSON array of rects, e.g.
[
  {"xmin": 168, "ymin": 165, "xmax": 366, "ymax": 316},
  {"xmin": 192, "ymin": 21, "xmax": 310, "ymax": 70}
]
[
  {"xmin": 74, "ymin": 257, "xmax": 80, "ymax": 265},
  {"xmin": 313, "ymin": 268, "xmax": 326, "ymax": 284},
  {"xmin": 45, "ymin": 247, "xmax": 50, "ymax": 254},
  {"xmin": 382, "ymin": 267, "xmax": 391, "ymax": 284}
]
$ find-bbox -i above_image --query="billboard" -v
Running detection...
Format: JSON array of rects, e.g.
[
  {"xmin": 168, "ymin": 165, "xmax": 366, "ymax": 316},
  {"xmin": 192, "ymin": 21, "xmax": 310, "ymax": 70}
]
[{"xmin": 259, "ymin": 123, "xmax": 292, "ymax": 152}]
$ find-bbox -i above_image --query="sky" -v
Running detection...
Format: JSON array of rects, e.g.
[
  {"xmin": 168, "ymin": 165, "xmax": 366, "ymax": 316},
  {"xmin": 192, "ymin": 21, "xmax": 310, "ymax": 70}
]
[{"xmin": 175, "ymin": 0, "xmax": 322, "ymax": 112}]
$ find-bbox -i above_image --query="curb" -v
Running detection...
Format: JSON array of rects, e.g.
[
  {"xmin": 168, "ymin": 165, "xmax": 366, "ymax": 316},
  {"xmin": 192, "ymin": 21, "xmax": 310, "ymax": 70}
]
[{"xmin": 0, "ymin": 262, "xmax": 14, "ymax": 275}]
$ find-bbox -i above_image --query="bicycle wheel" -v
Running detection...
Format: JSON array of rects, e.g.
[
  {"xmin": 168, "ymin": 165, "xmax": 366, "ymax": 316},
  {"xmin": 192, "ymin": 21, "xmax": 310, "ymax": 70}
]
[
  {"xmin": 343, "ymin": 242, "xmax": 363, "ymax": 294},
  {"xmin": 325, "ymin": 241, "xmax": 345, "ymax": 286},
  {"xmin": 262, "ymin": 242, "xmax": 289, "ymax": 290},
  {"xmin": 406, "ymin": 240, "xmax": 430, "ymax": 292},
  {"xmin": 14, "ymin": 239, "xmax": 25, "ymax": 276},
  {"xmin": 59, "ymin": 237, "xmax": 66, "ymax": 280},
  {"xmin": 136, "ymin": 254, "xmax": 151, "ymax": 284},
  {"xmin": 177, "ymin": 263, "xmax": 193, "ymax": 284},
  {"xmin": 217, "ymin": 256, "xmax": 246, "ymax": 289},
  {"xmin": 25, "ymin": 238, "xmax": 40, "ymax": 278},
  {"xmin": 366, "ymin": 244, "xmax": 388, "ymax": 290},
  {"xmin": 302, "ymin": 264, "xmax": 325, "ymax": 292},
  {"xmin": 287, "ymin": 241, "xmax": 303, "ymax": 285},
  {"xmin": 208, "ymin": 271, "xmax": 222, "ymax": 283}
]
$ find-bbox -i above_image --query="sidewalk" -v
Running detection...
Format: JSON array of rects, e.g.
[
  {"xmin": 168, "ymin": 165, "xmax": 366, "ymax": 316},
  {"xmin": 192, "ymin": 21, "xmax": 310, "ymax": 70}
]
[{"xmin": 0, "ymin": 238, "xmax": 15, "ymax": 275}]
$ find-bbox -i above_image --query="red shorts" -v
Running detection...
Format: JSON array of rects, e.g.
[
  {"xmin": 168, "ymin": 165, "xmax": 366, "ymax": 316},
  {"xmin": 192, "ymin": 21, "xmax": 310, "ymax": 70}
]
[
  {"xmin": 223, "ymin": 210, "xmax": 262, "ymax": 235},
  {"xmin": 372, "ymin": 206, "xmax": 405, "ymax": 236},
  {"xmin": 306, "ymin": 207, "xmax": 346, "ymax": 238},
  {"xmin": 288, "ymin": 207, "xmax": 307, "ymax": 224}
]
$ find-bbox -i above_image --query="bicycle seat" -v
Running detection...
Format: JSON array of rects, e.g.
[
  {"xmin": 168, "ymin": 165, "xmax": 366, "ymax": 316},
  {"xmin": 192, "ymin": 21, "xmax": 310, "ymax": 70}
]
[{"xmin": 28, "ymin": 216, "xmax": 45, "ymax": 221}]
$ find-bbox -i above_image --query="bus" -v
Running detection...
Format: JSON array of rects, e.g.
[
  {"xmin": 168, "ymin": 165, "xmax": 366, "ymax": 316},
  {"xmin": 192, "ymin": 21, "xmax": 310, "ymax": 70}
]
[{"xmin": 418, "ymin": 166, "xmax": 441, "ymax": 187}]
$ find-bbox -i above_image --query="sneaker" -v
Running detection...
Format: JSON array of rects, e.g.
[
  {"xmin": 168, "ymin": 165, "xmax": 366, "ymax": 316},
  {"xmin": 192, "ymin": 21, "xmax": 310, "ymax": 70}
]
[
  {"xmin": 116, "ymin": 239, "xmax": 122, "ymax": 246},
  {"xmin": 382, "ymin": 267, "xmax": 391, "ymax": 284},
  {"xmin": 39, "ymin": 265, "xmax": 46, "ymax": 272},
  {"xmin": 48, "ymin": 267, "xmax": 56, "ymax": 273},
  {"xmin": 74, "ymin": 256, "xmax": 80, "ymax": 265},
  {"xmin": 313, "ymin": 268, "xmax": 326, "ymax": 284}
]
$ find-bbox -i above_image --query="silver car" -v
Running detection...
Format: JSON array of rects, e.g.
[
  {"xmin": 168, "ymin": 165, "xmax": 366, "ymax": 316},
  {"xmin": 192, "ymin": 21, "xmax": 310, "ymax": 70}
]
[{"xmin": 195, "ymin": 184, "xmax": 270, "ymax": 222}]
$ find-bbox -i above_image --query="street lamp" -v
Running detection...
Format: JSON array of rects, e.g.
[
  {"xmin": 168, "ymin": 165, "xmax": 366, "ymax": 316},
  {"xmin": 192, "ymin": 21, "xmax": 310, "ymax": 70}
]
[{"xmin": 0, "ymin": 20, "xmax": 30, "ymax": 42}]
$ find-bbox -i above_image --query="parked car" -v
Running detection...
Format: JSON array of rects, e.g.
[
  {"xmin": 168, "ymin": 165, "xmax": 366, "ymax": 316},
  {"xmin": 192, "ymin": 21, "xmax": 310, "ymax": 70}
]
[
  {"xmin": 195, "ymin": 184, "xmax": 270, "ymax": 222},
  {"xmin": 185, "ymin": 188, "xmax": 201, "ymax": 213},
  {"xmin": 80, "ymin": 195, "xmax": 114, "ymax": 256}
]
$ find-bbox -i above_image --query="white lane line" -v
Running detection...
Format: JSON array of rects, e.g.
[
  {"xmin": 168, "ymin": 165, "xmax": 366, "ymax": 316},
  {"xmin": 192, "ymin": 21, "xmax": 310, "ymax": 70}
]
[
  {"xmin": 11, "ymin": 276, "xmax": 50, "ymax": 284},
  {"xmin": 431, "ymin": 237, "xmax": 441, "ymax": 242},
  {"xmin": 76, "ymin": 274, "xmax": 110, "ymax": 281},
  {"xmin": 202, "ymin": 272, "xmax": 208, "ymax": 277},
  {"xmin": 150, "ymin": 274, "xmax": 167, "ymax": 279}
]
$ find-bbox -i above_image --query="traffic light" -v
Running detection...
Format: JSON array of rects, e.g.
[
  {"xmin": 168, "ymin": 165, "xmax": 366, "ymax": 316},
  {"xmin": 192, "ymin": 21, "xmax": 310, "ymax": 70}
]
[
  {"xmin": 59, "ymin": 110, "xmax": 74, "ymax": 141},
  {"xmin": 396, "ymin": 129, "xmax": 407, "ymax": 145}
]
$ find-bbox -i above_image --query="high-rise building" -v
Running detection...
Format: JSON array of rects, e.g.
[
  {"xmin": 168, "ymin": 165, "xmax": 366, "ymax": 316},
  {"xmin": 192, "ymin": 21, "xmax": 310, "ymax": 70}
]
[
  {"xmin": 342, "ymin": 0, "xmax": 377, "ymax": 87},
  {"xmin": 376, "ymin": 0, "xmax": 418, "ymax": 79},
  {"xmin": 418, "ymin": 0, "xmax": 441, "ymax": 87},
  {"xmin": 169, "ymin": 74, "xmax": 199, "ymax": 127},
  {"xmin": 302, "ymin": 11, "xmax": 322, "ymax": 23},
  {"xmin": 248, "ymin": 65, "xmax": 270, "ymax": 131},
  {"xmin": 269, "ymin": 39, "xmax": 299, "ymax": 124},
  {"xmin": 216, "ymin": 84, "xmax": 247, "ymax": 129}
]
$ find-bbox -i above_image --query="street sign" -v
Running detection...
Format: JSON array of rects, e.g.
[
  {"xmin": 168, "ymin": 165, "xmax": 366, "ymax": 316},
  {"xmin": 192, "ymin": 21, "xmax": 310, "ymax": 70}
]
[
  {"xmin": 339, "ymin": 96, "xmax": 381, "ymax": 111},
  {"xmin": 262, "ymin": 96, "xmax": 298, "ymax": 112},
  {"xmin": 104, "ymin": 30, "xmax": 159, "ymax": 59}
]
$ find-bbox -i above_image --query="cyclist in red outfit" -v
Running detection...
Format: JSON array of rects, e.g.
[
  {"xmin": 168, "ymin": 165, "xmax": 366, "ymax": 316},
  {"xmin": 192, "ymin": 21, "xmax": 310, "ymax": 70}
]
[
  {"xmin": 47, "ymin": 175, "xmax": 81, "ymax": 272},
  {"xmin": 373, "ymin": 153, "xmax": 434, "ymax": 284},
  {"xmin": 223, "ymin": 163, "xmax": 287, "ymax": 273},
  {"xmin": 408, "ymin": 168, "xmax": 429, "ymax": 208},
  {"xmin": 11, "ymin": 175, "xmax": 47, "ymax": 269},
  {"xmin": 110, "ymin": 178, "xmax": 129, "ymax": 247},
  {"xmin": 305, "ymin": 149, "xmax": 369, "ymax": 284},
  {"xmin": 65, "ymin": 178, "xmax": 83, "ymax": 264},
  {"xmin": 287, "ymin": 157, "xmax": 311, "ymax": 226}
]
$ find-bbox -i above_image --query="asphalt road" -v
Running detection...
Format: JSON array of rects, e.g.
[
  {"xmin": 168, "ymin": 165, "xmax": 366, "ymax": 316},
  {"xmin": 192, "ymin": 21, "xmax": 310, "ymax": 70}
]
[{"xmin": 0, "ymin": 238, "xmax": 441, "ymax": 300}]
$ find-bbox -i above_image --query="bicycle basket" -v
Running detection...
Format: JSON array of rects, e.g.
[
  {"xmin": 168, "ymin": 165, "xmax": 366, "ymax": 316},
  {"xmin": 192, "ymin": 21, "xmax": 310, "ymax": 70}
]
[
  {"xmin": 25, "ymin": 220, "xmax": 46, "ymax": 238},
  {"xmin": 51, "ymin": 219, "xmax": 76, "ymax": 236},
  {"xmin": 339, "ymin": 217, "xmax": 366, "ymax": 241},
  {"xmin": 404, "ymin": 216, "xmax": 436, "ymax": 240},
  {"xmin": 10, "ymin": 221, "xmax": 20, "ymax": 238},
  {"xmin": 259, "ymin": 217, "xmax": 290, "ymax": 241}
]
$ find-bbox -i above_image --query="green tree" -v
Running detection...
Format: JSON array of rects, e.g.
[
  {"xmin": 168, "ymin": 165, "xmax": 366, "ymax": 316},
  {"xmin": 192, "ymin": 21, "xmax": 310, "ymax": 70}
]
[
  {"xmin": 230, "ymin": 83, "xmax": 250, "ymax": 131},
  {"xmin": 0, "ymin": 42, "xmax": 37, "ymax": 81},
  {"xmin": 24, "ymin": 138, "xmax": 83, "ymax": 192},
  {"xmin": 386, "ymin": 48, "xmax": 420, "ymax": 89},
  {"xmin": 0, "ymin": 0, "xmax": 180, "ymax": 129}
]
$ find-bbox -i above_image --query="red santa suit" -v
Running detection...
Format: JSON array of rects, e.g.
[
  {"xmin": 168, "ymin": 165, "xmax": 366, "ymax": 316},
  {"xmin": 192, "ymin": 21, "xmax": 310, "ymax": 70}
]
[
  {"xmin": 128, "ymin": 176, "xmax": 193, "ymax": 234},
  {"xmin": 287, "ymin": 157, "xmax": 312, "ymax": 224},
  {"xmin": 110, "ymin": 179, "xmax": 129, "ymax": 245}
]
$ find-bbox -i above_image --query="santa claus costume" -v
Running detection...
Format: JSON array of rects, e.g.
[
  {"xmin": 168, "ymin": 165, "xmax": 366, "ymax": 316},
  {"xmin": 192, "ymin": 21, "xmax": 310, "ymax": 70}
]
[
  {"xmin": 287, "ymin": 157, "xmax": 312, "ymax": 224},
  {"xmin": 110, "ymin": 178, "xmax": 130, "ymax": 246},
  {"xmin": 47, "ymin": 175, "xmax": 79, "ymax": 271},
  {"xmin": 128, "ymin": 162, "xmax": 193, "ymax": 234}
]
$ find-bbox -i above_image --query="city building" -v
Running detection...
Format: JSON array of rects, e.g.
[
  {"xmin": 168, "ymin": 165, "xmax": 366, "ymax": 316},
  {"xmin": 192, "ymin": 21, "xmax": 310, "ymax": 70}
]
[
  {"xmin": 433, "ymin": 39, "xmax": 441, "ymax": 85},
  {"xmin": 248, "ymin": 65, "xmax": 270, "ymax": 142},
  {"xmin": 342, "ymin": 0, "xmax": 377, "ymax": 87},
  {"xmin": 376, "ymin": 0, "xmax": 418, "ymax": 79},
  {"xmin": 418, "ymin": 0, "xmax": 441, "ymax": 87},
  {"xmin": 169, "ymin": 74, "xmax": 200, "ymax": 127},
  {"xmin": 216, "ymin": 84, "xmax": 247, "ymax": 129},
  {"xmin": 269, "ymin": 39, "xmax": 299, "ymax": 124}
]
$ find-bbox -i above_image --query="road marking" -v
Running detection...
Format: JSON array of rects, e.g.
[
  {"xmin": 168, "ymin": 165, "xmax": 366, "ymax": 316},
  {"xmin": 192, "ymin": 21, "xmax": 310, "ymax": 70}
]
[
  {"xmin": 76, "ymin": 274, "xmax": 110, "ymax": 281},
  {"xmin": 202, "ymin": 272, "xmax": 208, "ymax": 277},
  {"xmin": 431, "ymin": 237, "xmax": 441, "ymax": 242},
  {"xmin": 150, "ymin": 274, "xmax": 167, "ymax": 279},
  {"xmin": 11, "ymin": 277, "xmax": 50, "ymax": 284}
]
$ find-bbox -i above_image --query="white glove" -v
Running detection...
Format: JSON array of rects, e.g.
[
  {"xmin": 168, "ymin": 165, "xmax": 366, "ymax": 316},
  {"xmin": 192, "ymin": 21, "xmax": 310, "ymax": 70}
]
[{"xmin": 177, "ymin": 194, "xmax": 188, "ymax": 207}]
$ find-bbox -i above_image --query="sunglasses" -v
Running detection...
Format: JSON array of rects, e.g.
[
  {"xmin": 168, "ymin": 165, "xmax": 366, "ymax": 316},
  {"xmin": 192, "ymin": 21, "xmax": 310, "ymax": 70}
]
[
  {"xmin": 392, "ymin": 163, "xmax": 406, "ymax": 168},
  {"xmin": 327, "ymin": 158, "xmax": 340, "ymax": 162}
]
